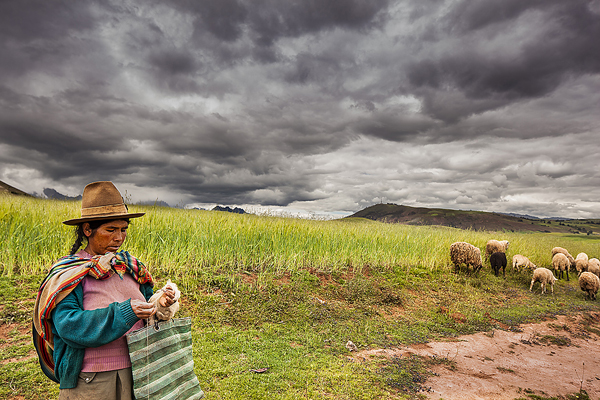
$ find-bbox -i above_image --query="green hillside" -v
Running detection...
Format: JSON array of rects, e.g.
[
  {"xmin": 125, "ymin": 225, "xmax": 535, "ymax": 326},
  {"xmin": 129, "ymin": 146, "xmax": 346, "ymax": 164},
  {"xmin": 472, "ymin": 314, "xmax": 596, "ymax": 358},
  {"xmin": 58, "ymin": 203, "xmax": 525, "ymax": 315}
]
[{"xmin": 348, "ymin": 203, "xmax": 600, "ymax": 235}]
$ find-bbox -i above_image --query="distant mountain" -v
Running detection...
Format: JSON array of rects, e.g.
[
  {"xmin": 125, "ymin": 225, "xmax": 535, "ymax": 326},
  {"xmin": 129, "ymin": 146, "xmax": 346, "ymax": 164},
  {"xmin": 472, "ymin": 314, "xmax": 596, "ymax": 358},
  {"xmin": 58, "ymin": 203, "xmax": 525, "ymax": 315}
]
[
  {"xmin": 0, "ymin": 180, "xmax": 33, "ymax": 197},
  {"xmin": 346, "ymin": 203, "xmax": 599, "ymax": 234},
  {"xmin": 498, "ymin": 212, "xmax": 572, "ymax": 221},
  {"xmin": 212, "ymin": 205, "xmax": 246, "ymax": 214},
  {"xmin": 498, "ymin": 212, "xmax": 540, "ymax": 220},
  {"xmin": 43, "ymin": 188, "xmax": 82, "ymax": 201}
]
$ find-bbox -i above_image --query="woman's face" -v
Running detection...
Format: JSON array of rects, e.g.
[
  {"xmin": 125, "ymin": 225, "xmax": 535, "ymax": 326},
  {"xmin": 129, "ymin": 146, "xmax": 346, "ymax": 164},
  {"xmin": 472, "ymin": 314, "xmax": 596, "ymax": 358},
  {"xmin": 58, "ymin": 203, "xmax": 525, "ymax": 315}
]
[{"xmin": 83, "ymin": 220, "xmax": 129, "ymax": 256}]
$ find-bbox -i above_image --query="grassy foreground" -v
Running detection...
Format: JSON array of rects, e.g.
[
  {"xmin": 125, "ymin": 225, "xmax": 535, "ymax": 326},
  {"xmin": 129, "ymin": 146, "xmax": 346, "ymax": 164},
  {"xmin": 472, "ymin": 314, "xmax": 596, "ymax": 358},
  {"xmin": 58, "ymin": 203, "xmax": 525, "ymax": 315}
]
[{"xmin": 2, "ymin": 194, "xmax": 600, "ymax": 399}]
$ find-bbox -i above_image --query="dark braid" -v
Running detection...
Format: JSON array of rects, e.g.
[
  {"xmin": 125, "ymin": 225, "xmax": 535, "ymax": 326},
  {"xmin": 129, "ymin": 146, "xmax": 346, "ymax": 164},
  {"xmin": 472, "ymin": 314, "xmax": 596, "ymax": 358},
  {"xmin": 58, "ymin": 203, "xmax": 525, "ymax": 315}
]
[{"xmin": 70, "ymin": 225, "xmax": 86, "ymax": 255}]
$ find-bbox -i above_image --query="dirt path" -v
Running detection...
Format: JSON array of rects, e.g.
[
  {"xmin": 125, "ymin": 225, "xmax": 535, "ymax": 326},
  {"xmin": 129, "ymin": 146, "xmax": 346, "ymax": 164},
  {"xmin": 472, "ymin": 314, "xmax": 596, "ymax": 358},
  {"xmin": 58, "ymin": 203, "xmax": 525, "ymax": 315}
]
[{"xmin": 353, "ymin": 312, "xmax": 600, "ymax": 399}]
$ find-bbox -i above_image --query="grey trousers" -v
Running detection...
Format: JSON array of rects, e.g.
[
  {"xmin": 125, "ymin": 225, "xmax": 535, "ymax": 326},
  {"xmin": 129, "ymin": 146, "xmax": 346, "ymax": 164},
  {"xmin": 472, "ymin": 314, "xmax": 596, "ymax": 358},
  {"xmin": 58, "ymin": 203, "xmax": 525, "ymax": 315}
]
[{"xmin": 58, "ymin": 368, "xmax": 134, "ymax": 400}]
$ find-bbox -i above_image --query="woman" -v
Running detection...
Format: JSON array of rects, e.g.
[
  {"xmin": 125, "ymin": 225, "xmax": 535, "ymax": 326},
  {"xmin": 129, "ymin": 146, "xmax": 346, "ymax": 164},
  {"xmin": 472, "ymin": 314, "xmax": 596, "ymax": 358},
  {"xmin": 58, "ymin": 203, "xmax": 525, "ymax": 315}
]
[{"xmin": 33, "ymin": 181, "xmax": 175, "ymax": 399}]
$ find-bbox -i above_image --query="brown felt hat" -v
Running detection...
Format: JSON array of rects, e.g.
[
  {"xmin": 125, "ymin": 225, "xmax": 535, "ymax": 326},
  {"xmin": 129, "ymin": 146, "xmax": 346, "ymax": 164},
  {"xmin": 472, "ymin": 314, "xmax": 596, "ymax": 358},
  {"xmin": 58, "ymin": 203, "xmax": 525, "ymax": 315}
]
[{"xmin": 62, "ymin": 181, "xmax": 145, "ymax": 225}]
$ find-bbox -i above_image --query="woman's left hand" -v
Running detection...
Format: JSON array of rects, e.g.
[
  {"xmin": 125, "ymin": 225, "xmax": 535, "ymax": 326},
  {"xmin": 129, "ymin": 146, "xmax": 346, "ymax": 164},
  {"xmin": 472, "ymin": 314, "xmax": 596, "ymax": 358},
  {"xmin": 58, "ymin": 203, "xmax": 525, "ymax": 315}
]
[{"xmin": 131, "ymin": 299, "xmax": 156, "ymax": 319}]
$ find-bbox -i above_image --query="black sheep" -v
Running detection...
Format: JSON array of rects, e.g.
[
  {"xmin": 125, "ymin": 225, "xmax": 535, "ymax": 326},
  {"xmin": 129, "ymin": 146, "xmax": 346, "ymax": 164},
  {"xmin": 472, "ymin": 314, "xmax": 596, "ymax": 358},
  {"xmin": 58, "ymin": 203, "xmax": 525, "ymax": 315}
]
[{"xmin": 490, "ymin": 252, "xmax": 507, "ymax": 277}]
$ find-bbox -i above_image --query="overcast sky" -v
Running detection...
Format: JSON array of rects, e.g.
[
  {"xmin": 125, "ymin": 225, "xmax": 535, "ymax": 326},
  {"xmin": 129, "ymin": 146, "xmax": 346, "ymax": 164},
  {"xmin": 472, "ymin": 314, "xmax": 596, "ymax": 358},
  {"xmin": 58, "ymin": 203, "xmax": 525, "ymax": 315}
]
[{"xmin": 1, "ymin": 0, "xmax": 600, "ymax": 219}]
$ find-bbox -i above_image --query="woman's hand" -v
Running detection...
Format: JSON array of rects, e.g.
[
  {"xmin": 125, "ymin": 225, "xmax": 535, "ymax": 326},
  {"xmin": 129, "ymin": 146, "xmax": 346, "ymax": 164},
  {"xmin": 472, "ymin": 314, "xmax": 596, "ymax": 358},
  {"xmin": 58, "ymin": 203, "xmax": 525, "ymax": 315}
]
[
  {"xmin": 130, "ymin": 299, "xmax": 156, "ymax": 319},
  {"xmin": 159, "ymin": 288, "xmax": 176, "ymax": 307}
]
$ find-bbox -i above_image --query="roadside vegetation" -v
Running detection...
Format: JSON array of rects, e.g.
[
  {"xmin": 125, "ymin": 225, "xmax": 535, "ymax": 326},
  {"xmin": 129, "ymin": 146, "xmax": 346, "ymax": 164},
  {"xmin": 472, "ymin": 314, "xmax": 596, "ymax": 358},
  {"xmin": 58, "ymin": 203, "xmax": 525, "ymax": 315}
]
[{"xmin": 2, "ymin": 194, "xmax": 600, "ymax": 399}]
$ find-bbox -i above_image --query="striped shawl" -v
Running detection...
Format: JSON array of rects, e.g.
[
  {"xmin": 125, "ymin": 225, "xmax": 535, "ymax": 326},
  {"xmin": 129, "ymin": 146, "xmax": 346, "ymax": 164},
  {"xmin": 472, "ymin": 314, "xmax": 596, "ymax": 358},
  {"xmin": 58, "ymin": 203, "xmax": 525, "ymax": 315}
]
[{"xmin": 32, "ymin": 251, "xmax": 153, "ymax": 382}]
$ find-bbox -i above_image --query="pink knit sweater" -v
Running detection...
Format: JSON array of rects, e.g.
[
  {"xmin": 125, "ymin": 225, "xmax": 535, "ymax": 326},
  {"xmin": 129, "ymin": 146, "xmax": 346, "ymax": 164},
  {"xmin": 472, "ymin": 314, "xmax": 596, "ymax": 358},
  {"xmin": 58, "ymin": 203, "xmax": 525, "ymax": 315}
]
[{"xmin": 76, "ymin": 250, "xmax": 146, "ymax": 372}]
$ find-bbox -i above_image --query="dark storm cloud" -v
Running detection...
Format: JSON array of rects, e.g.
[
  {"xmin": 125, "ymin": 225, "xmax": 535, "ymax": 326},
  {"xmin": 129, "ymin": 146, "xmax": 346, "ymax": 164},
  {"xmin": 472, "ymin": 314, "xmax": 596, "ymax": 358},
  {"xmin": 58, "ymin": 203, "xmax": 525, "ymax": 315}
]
[
  {"xmin": 144, "ymin": 0, "xmax": 392, "ymax": 72},
  {"xmin": 0, "ymin": 80, "xmax": 339, "ymax": 205},
  {"xmin": 185, "ymin": 0, "xmax": 248, "ymax": 43},
  {"xmin": 444, "ymin": 0, "xmax": 551, "ymax": 32},
  {"xmin": 408, "ymin": 0, "xmax": 600, "ymax": 122},
  {"xmin": 172, "ymin": 0, "xmax": 391, "ymax": 45},
  {"xmin": 0, "ymin": 1, "xmax": 95, "ymax": 42},
  {"xmin": 1, "ymin": 0, "xmax": 600, "ymax": 217},
  {"xmin": 145, "ymin": 49, "xmax": 203, "ymax": 93},
  {"xmin": 245, "ymin": 0, "xmax": 391, "ymax": 46},
  {"xmin": 351, "ymin": 112, "xmax": 436, "ymax": 142},
  {"xmin": 147, "ymin": 49, "xmax": 198, "ymax": 76},
  {"xmin": 0, "ymin": 1, "xmax": 101, "ymax": 79}
]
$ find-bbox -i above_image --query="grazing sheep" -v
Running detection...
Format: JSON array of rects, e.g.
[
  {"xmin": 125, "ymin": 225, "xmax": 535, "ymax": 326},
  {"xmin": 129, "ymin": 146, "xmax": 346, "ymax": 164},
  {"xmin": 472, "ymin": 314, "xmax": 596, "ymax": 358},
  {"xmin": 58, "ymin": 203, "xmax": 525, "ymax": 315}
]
[
  {"xmin": 578, "ymin": 272, "xmax": 600, "ymax": 300},
  {"xmin": 530, "ymin": 267, "xmax": 558, "ymax": 294},
  {"xmin": 490, "ymin": 252, "xmax": 507, "ymax": 277},
  {"xmin": 148, "ymin": 279, "xmax": 181, "ymax": 326},
  {"xmin": 512, "ymin": 254, "xmax": 537, "ymax": 273},
  {"xmin": 552, "ymin": 247, "xmax": 575, "ymax": 268},
  {"xmin": 450, "ymin": 242, "xmax": 483, "ymax": 274},
  {"xmin": 587, "ymin": 258, "xmax": 600, "ymax": 277},
  {"xmin": 486, "ymin": 240, "xmax": 509, "ymax": 259},
  {"xmin": 575, "ymin": 252, "xmax": 589, "ymax": 276},
  {"xmin": 552, "ymin": 253, "xmax": 570, "ymax": 281}
]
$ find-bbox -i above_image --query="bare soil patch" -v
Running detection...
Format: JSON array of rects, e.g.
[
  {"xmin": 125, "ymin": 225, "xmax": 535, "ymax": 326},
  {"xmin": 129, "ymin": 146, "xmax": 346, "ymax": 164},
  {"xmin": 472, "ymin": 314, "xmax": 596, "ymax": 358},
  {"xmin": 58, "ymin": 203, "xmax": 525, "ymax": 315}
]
[
  {"xmin": 352, "ymin": 312, "xmax": 600, "ymax": 399},
  {"xmin": 0, "ymin": 322, "xmax": 37, "ymax": 366}
]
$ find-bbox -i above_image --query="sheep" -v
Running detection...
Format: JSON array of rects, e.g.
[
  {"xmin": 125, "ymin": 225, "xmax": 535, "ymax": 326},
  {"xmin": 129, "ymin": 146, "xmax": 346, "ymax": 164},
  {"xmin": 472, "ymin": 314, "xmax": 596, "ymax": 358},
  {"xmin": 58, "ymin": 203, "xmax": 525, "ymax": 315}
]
[
  {"xmin": 450, "ymin": 242, "xmax": 483, "ymax": 274},
  {"xmin": 578, "ymin": 271, "xmax": 600, "ymax": 300},
  {"xmin": 587, "ymin": 258, "xmax": 600, "ymax": 277},
  {"xmin": 530, "ymin": 267, "xmax": 558, "ymax": 294},
  {"xmin": 512, "ymin": 254, "xmax": 537, "ymax": 273},
  {"xmin": 148, "ymin": 279, "xmax": 181, "ymax": 326},
  {"xmin": 490, "ymin": 252, "xmax": 507, "ymax": 277},
  {"xmin": 575, "ymin": 252, "xmax": 589, "ymax": 276},
  {"xmin": 552, "ymin": 247, "xmax": 575, "ymax": 268},
  {"xmin": 552, "ymin": 253, "xmax": 570, "ymax": 281},
  {"xmin": 485, "ymin": 240, "xmax": 509, "ymax": 259}
]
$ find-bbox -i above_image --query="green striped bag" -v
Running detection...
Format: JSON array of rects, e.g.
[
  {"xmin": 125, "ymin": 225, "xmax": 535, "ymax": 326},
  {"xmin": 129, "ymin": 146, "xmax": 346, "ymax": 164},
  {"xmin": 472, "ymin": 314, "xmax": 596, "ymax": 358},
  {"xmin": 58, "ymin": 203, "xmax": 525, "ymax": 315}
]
[{"xmin": 126, "ymin": 317, "xmax": 205, "ymax": 400}]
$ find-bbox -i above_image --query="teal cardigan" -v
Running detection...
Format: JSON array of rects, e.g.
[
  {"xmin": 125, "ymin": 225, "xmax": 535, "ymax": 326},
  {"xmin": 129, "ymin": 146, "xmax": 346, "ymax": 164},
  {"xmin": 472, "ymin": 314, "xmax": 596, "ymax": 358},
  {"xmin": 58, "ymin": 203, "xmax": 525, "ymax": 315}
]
[{"xmin": 51, "ymin": 282, "xmax": 153, "ymax": 389}]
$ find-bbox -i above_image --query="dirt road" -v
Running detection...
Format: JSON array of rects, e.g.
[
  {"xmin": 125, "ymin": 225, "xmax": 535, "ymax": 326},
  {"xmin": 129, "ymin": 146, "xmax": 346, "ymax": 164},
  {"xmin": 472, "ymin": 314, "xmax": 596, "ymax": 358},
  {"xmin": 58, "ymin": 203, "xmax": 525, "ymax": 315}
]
[{"xmin": 355, "ymin": 312, "xmax": 600, "ymax": 399}]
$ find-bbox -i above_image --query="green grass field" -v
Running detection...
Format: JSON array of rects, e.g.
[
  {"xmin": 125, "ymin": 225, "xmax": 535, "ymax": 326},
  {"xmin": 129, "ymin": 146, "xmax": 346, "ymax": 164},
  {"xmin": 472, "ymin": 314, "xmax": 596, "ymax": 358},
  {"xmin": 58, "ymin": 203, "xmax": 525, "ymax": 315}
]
[{"xmin": 2, "ymin": 194, "xmax": 600, "ymax": 399}]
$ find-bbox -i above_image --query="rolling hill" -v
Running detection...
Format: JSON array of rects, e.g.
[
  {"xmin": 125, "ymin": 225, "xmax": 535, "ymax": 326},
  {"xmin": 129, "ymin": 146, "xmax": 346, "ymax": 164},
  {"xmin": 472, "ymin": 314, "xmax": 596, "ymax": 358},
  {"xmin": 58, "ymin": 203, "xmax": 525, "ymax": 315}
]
[
  {"xmin": 0, "ymin": 180, "xmax": 32, "ymax": 197},
  {"xmin": 346, "ymin": 203, "xmax": 600, "ymax": 234}
]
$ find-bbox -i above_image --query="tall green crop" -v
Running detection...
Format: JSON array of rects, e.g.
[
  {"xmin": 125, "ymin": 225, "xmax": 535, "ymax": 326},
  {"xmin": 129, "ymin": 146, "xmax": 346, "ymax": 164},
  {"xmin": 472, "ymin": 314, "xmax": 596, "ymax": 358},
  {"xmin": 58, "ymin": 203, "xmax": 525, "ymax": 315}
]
[{"xmin": 2, "ymin": 194, "xmax": 600, "ymax": 278}]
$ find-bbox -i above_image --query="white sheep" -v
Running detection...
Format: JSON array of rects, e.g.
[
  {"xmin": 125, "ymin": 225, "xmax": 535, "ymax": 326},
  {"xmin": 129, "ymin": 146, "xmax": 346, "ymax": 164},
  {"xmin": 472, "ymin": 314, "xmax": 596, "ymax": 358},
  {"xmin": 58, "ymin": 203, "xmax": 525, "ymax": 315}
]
[
  {"xmin": 530, "ymin": 267, "xmax": 558, "ymax": 294},
  {"xmin": 148, "ymin": 279, "xmax": 181, "ymax": 326},
  {"xmin": 485, "ymin": 240, "xmax": 509, "ymax": 259},
  {"xmin": 587, "ymin": 258, "xmax": 600, "ymax": 277},
  {"xmin": 450, "ymin": 242, "xmax": 483, "ymax": 274},
  {"xmin": 512, "ymin": 254, "xmax": 537, "ymax": 272},
  {"xmin": 575, "ymin": 252, "xmax": 589, "ymax": 276},
  {"xmin": 552, "ymin": 253, "xmax": 570, "ymax": 281},
  {"xmin": 578, "ymin": 271, "xmax": 600, "ymax": 300},
  {"xmin": 552, "ymin": 247, "xmax": 575, "ymax": 268}
]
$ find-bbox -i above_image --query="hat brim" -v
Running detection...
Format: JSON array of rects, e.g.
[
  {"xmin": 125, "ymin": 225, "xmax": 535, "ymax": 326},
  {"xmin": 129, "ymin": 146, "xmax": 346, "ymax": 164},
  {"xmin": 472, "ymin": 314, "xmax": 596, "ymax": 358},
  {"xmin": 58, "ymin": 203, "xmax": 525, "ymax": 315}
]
[{"xmin": 62, "ymin": 212, "xmax": 145, "ymax": 226}]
